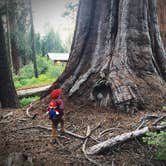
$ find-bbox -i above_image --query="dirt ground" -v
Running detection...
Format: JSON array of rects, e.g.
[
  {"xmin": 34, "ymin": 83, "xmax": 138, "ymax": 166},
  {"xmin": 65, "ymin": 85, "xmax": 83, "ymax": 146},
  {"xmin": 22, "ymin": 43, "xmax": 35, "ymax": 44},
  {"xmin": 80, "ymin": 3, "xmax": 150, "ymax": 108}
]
[{"xmin": 0, "ymin": 97, "xmax": 166, "ymax": 166}]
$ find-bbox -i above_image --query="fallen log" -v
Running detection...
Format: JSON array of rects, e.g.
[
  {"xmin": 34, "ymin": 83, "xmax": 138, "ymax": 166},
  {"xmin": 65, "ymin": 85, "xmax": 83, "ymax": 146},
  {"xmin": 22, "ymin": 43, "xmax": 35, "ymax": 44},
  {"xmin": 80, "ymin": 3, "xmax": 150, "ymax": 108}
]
[{"xmin": 86, "ymin": 125, "xmax": 166, "ymax": 155}]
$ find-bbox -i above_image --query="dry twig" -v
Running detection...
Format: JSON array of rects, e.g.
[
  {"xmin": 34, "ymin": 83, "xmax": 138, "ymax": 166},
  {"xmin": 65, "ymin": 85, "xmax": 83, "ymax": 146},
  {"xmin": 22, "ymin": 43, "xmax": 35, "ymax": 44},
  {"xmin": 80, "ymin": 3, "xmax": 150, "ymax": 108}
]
[
  {"xmin": 136, "ymin": 114, "xmax": 159, "ymax": 130},
  {"xmin": 82, "ymin": 126, "xmax": 101, "ymax": 166},
  {"xmin": 153, "ymin": 115, "xmax": 166, "ymax": 125},
  {"xmin": 99, "ymin": 127, "xmax": 122, "ymax": 138},
  {"xmin": 2, "ymin": 112, "xmax": 13, "ymax": 119},
  {"xmin": 26, "ymin": 102, "xmax": 37, "ymax": 119}
]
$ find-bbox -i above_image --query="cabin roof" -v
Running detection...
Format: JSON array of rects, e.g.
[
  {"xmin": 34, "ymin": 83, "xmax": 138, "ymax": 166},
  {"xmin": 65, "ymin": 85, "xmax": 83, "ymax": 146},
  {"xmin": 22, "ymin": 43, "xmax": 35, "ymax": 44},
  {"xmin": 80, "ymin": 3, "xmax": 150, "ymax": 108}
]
[{"xmin": 47, "ymin": 53, "xmax": 69, "ymax": 61}]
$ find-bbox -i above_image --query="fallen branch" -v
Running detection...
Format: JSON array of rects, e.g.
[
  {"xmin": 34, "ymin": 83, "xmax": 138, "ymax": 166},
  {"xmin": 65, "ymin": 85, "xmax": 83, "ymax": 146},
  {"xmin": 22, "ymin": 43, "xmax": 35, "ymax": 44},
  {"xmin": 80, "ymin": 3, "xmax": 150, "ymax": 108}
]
[
  {"xmin": 0, "ymin": 120, "xmax": 13, "ymax": 124},
  {"xmin": 82, "ymin": 126, "xmax": 101, "ymax": 166},
  {"xmin": 26, "ymin": 103, "xmax": 33, "ymax": 118},
  {"xmin": 136, "ymin": 114, "xmax": 159, "ymax": 130},
  {"xmin": 36, "ymin": 125, "xmax": 86, "ymax": 139},
  {"xmin": 153, "ymin": 115, "xmax": 166, "ymax": 125},
  {"xmin": 36, "ymin": 123, "xmax": 101, "ymax": 140},
  {"xmin": 86, "ymin": 125, "xmax": 166, "ymax": 155},
  {"xmin": 99, "ymin": 127, "xmax": 121, "ymax": 138},
  {"xmin": 15, "ymin": 123, "xmax": 101, "ymax": 147},
  {"xmin": 26, "ymin": 102, "xmax": 37, "ymax": 119},
  {"xmin": 2, "ymin": 112, "xmax": 13, "ymax": 119}
]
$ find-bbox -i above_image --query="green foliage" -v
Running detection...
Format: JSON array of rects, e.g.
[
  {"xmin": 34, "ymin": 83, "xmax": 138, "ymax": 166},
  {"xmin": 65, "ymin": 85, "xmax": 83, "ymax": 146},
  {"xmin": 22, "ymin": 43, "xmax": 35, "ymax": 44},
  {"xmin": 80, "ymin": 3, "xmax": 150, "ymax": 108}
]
[
  {"xmin": 62, "ymin": 0, "xmax": 78, "ymax": 20},
  {"xmin": 35, "ymin": 33, "xmax": 42, "ymax": 55},
  {"xmin": 19, "ymin": 96, "xmax": 40, "ymax": 107},
  {"xmin": 9, "ymin": 0, "xmax": 32, "ymax": 65},
  {"xmin": 143, "ymin": 132, "xmax": 166, "ymax": 160},
  {"xmin": 162, "ymin": 106, "xmax": 166, "ymax": 111},
  {"xmin": 62, "ymin": 0, "xmax": 78, "ymax": 52},
  {"xmin": 13, "ymin": 56, "xmax": 65, "ymax": 89},
  {"xmin": 41, "ymin": 29, "xmax": 65, "ymax": 55}
]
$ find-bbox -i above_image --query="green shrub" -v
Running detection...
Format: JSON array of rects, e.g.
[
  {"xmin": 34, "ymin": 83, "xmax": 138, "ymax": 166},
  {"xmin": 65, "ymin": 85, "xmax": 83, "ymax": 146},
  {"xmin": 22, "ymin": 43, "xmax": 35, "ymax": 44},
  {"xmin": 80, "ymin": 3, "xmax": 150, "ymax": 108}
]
[
  {"xmin": 19, "ymin": 63, "xmax": 34, "ymax": 79},
  {"xmin": 143, "ymin": 131, "xmax": 166, "ymax": 160},
  {"xmin": 13, "ymin": 56, "xmax": 65, "ymax": 89},
  {"xmin": 19, "ymin": 96, "xmax": 40, "ymax": 107},
  {"xmin": 162, "ymin": 106, "xmax": 166, "ymax": 111},
  {"xmin": 14, "ymin": 81, "xmax": 22, "ymax": 89},
  {"xmin": 46, "ymin": 64, "xmax": 65, "ymax": 78}
]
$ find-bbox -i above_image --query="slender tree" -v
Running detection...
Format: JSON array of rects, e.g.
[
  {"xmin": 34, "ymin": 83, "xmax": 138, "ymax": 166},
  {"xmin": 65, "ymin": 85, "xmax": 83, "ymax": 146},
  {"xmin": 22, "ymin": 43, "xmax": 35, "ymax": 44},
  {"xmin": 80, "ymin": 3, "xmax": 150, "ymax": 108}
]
[
  {"xmin": 29, "ymin": 0, "xmax": 38, "ymax": 78},
  {"xmin": 41, "ymin": 29, "xmax": 65, "ymax": 55},
  {"xmin": 0, "ymin": 15, "xmax": 19, "ymax": 108},
  {"xmin": 49, "ymin": 0, "xmax": 166, "ymax": 111}
]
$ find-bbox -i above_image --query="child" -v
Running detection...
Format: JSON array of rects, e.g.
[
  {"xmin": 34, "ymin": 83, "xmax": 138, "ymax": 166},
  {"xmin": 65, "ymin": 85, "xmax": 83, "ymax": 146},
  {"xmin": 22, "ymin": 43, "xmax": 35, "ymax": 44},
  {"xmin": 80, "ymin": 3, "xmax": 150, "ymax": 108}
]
[{"xmin": 48, "ymin": 88, "xmax": 64, "ymax": 144}]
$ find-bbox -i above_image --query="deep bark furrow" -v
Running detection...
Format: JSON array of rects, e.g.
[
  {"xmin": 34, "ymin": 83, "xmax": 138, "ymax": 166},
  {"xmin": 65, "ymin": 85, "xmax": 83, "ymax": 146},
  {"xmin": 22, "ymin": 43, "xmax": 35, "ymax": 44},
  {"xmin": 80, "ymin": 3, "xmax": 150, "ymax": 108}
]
[
  {"xmin": 60, "ymin": 0, "xmax": 95, "ymax": 86},
  {"xmin": 148, "ymin": 0, "xmax": 166, "ymax": 80}
]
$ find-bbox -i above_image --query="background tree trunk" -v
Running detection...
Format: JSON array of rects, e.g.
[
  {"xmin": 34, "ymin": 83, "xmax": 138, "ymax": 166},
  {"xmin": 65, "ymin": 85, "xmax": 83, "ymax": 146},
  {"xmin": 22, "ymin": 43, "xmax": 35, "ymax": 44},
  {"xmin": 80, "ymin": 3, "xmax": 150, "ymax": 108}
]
[
  {"xmin": 0, "ymin": 16, "xmax": 19, "ymax": 108},
  {"xmin": 50, "ymin": 0, "xmax": 166, "ymax": 111},
  {"xmin": 8, "ymin": 0, "xmax": 21, "ymax": 75},
  {"xmin": 29, "ymin": 0, "xmax": 38, "ymax": 78}
]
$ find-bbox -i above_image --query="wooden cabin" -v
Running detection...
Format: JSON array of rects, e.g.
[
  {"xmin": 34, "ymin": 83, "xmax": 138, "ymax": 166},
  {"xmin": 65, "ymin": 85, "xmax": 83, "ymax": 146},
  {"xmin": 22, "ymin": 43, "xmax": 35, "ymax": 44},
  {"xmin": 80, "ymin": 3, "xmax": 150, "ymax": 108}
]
[{"xmin": 46, "ymin": 53, "xmax": 69, "ymax": 64}]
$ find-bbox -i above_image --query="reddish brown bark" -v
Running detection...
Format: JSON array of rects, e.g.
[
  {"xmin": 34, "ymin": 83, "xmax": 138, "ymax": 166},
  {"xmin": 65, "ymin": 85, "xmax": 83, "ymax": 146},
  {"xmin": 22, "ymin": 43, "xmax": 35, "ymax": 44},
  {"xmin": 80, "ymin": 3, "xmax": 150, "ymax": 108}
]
[
  {"xmin": 48, "ymin": 0, "xmax": 166, "ymax": 111},
  {"xmin": 157, "ymin": 0, "xmax": 166, "ymax": 49}
]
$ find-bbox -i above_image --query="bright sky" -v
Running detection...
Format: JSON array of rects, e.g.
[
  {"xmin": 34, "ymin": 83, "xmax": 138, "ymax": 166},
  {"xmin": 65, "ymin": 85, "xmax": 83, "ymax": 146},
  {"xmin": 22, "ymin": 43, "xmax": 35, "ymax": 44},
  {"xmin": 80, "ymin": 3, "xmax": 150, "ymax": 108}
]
[{"xmin": 31, "ymin": 0, "xmax": 74, "ymax": 42}]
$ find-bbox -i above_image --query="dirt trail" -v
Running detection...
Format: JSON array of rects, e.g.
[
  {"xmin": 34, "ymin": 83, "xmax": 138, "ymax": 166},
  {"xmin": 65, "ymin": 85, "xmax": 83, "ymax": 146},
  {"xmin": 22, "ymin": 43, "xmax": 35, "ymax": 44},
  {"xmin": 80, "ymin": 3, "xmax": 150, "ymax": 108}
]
[{"xmin": 0, "ymin": 99, "xmax": 165, "ymax": 166}]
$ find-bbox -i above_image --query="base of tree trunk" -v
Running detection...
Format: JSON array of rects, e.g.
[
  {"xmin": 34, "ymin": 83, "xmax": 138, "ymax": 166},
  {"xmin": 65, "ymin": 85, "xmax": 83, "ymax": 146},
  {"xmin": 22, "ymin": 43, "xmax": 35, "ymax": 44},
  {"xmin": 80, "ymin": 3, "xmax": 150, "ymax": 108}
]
[
  {"xmin": 46, "ymin": 0, "xmax": 166, "ymax": 111},
  {"xmin": 61, "ymin": 74, "xmax": 166, "ymax": 112}
]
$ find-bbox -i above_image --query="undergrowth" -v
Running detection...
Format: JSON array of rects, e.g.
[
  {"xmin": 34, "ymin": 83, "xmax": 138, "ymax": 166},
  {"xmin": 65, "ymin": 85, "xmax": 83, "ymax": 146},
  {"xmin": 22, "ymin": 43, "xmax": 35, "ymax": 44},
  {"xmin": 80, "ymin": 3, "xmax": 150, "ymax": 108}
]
[
  {"xmin": 143, "ymin": 106, "xmax": 166, "ymax": 160},
  {"xmin": 13, "ymin": 56, "xmax": 65, "ymax": 89},
  {"xmin": 19, "ymin": 96, "xmax": 40, "ymax": 107},
  {"xmin": 143, "ymin": 131, "xmax": 166, "ymax": 160}
]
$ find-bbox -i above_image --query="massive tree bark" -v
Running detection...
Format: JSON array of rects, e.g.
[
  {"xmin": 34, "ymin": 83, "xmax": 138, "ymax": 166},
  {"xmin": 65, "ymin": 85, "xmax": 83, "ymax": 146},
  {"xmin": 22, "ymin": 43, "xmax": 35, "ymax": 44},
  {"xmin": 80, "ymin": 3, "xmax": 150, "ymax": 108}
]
[
  {"xmin": 157, "ymin": 0, "xmax": 166, "ymax": 49},
  {"xmin": 50, "ymin": 0, "xmax": 166, "ymax": 111},
  {"xmin": 0, "ymin": 16, "xmax": 19, "ymax": 108}
]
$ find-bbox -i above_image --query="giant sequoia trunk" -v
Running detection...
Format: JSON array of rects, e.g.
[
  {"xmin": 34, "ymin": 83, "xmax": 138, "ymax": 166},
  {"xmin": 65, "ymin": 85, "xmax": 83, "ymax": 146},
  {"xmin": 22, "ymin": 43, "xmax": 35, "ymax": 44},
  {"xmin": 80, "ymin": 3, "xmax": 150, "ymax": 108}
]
[
  {"xmin": 51, "ymin": 0, "xmax": 166, "ymax": 110},
  {"xmin": 157, "ymin": 0, "xmax": 166, "ymax": 49},
  {"xmin": 0, "ymin": 16, "xmax": 19, "ymax": 108}
]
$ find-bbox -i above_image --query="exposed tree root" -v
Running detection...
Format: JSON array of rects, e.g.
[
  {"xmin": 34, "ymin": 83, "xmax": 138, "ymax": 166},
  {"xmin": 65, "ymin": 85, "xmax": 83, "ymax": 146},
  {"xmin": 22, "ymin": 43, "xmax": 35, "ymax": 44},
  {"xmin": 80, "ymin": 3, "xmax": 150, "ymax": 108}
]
[{"xmin": 36, "ymin": 122, "xmax": 101, "ymax": 140}]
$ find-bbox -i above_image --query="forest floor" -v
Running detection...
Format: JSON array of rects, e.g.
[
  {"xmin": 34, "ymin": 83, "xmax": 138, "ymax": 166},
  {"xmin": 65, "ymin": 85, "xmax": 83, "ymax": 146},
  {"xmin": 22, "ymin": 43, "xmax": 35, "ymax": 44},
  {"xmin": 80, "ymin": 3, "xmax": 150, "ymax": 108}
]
[{"xmin": 0, "ymin": 97, "xmax": 166, "ymax": 166}]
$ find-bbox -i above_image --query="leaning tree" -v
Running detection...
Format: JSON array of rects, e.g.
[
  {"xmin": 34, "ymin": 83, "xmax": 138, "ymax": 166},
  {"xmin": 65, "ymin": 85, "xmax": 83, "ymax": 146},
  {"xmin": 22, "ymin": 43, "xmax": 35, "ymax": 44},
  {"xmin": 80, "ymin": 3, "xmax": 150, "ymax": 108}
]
[{"xmin": 49, "ymin": 0, "xmax": 166, "ymax": 111}]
